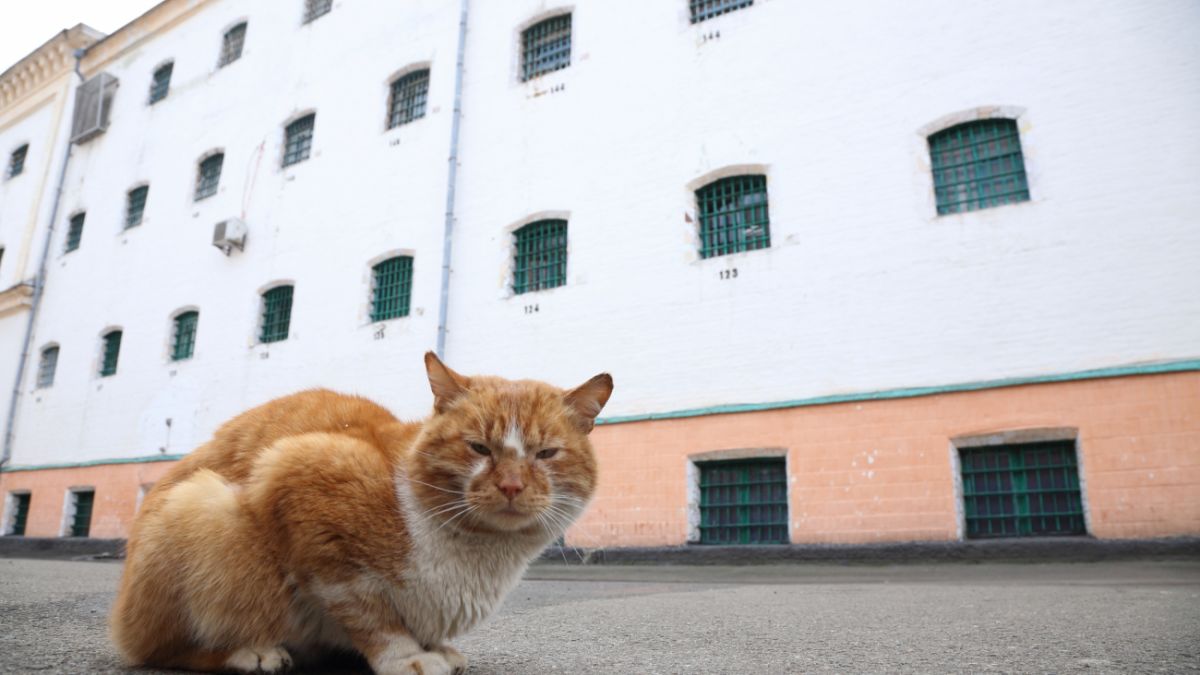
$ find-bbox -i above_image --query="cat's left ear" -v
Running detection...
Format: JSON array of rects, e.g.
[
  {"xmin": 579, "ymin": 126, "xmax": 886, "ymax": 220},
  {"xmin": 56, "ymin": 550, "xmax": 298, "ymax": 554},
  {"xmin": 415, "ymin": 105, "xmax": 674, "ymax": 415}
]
[
  {"xmin": 564, "ymin": 373, "xmax": 613, "ymax": 432},
  {"xmin": 425, "ymin": 351, "xmax": 469, "ymax": 413}
]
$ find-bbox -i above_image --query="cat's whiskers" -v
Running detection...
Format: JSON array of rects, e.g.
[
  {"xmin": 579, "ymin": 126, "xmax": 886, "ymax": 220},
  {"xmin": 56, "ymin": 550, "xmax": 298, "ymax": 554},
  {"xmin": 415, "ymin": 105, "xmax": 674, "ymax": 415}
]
[
  {"xmin": 433, "ymin": 502, "xmax": 479, "ymax": 534},
  {"xmin": 399, "ymin": 473, "xmax": 466, "ymax": 496}
]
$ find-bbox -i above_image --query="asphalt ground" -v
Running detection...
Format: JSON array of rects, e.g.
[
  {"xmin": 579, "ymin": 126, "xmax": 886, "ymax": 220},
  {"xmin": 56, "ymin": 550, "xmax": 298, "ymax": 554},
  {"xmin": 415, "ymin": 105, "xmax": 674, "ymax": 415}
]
[{"xmin": 0, "ymin": 558, "xmax": 1197, "ymax": 674}]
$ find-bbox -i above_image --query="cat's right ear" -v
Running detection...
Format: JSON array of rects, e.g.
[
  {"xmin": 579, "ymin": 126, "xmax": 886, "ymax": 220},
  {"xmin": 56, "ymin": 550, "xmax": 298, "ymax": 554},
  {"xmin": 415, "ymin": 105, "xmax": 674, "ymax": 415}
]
[{"xmin": 424, "ymin": 352, "xmax": 469, "ymax": 413}]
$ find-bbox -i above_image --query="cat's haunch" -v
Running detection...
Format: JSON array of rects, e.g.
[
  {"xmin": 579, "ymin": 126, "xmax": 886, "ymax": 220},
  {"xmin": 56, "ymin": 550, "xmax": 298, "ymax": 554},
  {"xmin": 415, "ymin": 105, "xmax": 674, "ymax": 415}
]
[{"xmin": 110, "ymin": 353, "xmax": 612, "ymax": 675}]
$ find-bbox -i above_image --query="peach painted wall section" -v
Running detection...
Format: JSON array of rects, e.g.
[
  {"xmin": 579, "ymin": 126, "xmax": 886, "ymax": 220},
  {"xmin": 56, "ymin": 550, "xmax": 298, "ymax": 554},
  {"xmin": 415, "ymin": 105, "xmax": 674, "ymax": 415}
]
[
  {"xmin": 0, "ymin": 460, "xmax": 176, "ymax": 538},
  {"xmin": 570, "ymin": 371, "xmax": 1200, "ymax": 546}
]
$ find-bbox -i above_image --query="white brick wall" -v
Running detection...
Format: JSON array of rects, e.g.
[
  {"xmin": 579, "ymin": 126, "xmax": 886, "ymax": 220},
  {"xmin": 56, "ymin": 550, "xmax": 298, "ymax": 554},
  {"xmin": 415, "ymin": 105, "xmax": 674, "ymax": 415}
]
[{"xmin": 7, "ymin": 0, "xmax": 1200, "ymax": 465}]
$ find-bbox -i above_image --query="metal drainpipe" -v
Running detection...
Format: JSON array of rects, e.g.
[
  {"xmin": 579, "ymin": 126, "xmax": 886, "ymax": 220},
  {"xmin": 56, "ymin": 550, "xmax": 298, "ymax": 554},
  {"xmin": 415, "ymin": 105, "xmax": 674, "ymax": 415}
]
[
  {"xmin": 435, "ymin": 0, "xmax": 469, "ymax": 360},
  {"xmin": 1, "ymin": 50, "xmax": 85, "ymax": 468}
]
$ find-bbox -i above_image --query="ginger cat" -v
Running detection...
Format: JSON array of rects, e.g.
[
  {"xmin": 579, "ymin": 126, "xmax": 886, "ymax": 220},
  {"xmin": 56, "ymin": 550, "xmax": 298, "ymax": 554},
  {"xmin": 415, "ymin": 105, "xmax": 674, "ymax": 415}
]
[{"xmin": 111, "ymin": 353, "xmax": 612, "ymax": 675}]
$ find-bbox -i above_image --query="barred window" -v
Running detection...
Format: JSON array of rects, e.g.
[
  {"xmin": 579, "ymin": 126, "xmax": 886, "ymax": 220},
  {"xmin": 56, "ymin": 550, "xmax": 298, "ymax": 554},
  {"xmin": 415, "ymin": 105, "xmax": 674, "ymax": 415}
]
[
  {"xmin": 260, "ymin": 286, "xmax": 294, "ymax": 343},
  {"xmin": 696, "ymin": 174, "xmax": 770, "ymax": 259},
  {"xmin": 6, "ymin": 144, "xmax": 27, "ymax": 179},
  {"xmin": 513, "ymin": 219, "xmax": 567, "ymax": 295},
  {"xmin": 388, "ymin": 69, "xmax": 429, "ymax": 129},
  {"xmin": 68, "ymin": 489, "xmax": 94, "ymax": 537},
  {"xmin": 929, "ymin": 119, "xmax": 1030, "ymax": 215},
  {"xmin": 125, "ymin": 186, "xmax": 149, "ymax": 229},
  {"xmin": 304, "ymin": 0, "xmax": 333, "ymax": 23},
  {"xmin": 148, "ymin": 62, "xmax": 172, "ymax": 104},
  {"xmin": 218, "ymin": 23, "xmax": 247, "ymax": 67},
  {"xmin": 64, "ymin": 213, "xmax": 85, "ymax": 253},
  {"xmin": 698, "ymin": 458, "xmax": 788, "ymax": 545},
  {"xmin": 371, "ymin": 256, "xmax": 414, "ymax": 321},
  {"xmin": 195, "ymin": 153, "xmax": 223, "ymax": 200},
  {"xmin": 283, "ymin": 114, "xmax": 315, "ymax": 167},
  {"xmin": 690, "ymin": 0, "xmax": 753, "ymax": 23},
  {"xmin": 521, "ymin": 14, "xmax": 571, "ymax": 82},
  {"xmin": 37, "ymin": 345, "xmax": 59, "ymax": 388},
  {"xmin": 171, "ymin": 311, "xmax": 199, "ymax": 361},
  {"xmin": 100, "ymin": 330, "xmax": 122, "ymax": 377},
  {"xmin": 960, "ymin": 442, "xmax": 1085, "ymax": 538}
]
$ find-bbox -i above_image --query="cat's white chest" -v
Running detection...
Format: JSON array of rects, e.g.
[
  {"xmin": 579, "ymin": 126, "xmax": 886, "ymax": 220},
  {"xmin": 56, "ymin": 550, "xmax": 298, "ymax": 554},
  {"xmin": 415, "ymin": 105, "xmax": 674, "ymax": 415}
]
[{"xmin": 395, "ymin": 532, "xmax": 530, "ymax": 645}]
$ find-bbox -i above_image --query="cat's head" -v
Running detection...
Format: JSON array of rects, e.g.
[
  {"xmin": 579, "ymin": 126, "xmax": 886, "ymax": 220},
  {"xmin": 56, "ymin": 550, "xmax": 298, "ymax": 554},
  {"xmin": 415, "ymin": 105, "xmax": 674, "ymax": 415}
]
[{"xmin": 404, "ymin": 352, "xmax": 612, "ymax": 538}]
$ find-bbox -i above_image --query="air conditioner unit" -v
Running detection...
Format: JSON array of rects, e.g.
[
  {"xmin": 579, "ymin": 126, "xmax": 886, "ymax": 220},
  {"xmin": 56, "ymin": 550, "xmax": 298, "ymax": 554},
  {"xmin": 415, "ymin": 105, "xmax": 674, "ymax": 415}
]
[
  {"xmin": 70, "ymin": 73, "xmax": 119, "ymax": 143},
  {"xmin": 212, "ymin": 218, "xmax": 247, "ymax": 255}
]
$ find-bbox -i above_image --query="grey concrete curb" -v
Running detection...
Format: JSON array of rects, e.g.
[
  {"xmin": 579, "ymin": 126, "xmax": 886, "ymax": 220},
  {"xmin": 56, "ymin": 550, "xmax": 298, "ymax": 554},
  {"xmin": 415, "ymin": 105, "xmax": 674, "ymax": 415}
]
[
  {"xmin": 0, "ymin": 537, "xmax": 124, "ymax": 560},
  {"xmin": 537, "ymin": 536, "xmax": 1200, "ymax": 565},
  {"xmin": 3, "ymin": 535, "xmax": 1198, "ymax": 564}
]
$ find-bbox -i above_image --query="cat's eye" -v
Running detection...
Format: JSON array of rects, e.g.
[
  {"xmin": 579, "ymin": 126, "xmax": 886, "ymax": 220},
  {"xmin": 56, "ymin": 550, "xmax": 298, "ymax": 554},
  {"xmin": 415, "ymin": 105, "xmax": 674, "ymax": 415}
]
[
  {"xmin": 536, "ymin": 448, "xmax": 560, "ymax": 460},
  {"xmin": 468, "ymin": 442, "xmax": 491, "ymax": 456}
]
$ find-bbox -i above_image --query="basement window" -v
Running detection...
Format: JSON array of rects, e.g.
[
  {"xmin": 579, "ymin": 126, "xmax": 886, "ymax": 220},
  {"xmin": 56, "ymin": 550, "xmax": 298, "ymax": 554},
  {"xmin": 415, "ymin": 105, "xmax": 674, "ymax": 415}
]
[
  {"xmin": 6, "ymin": 492, "xmax": 31, "ymax": 536},
  {"xmin": 698, "ymin": 458, "xmax": 788, "ymax": 544},
  {"xmin": 66, "ymin": 489, "xmax": 94, "ymax": 538},
  {"xmin": 960, "ymin": 441, "xmax": 1086, "ymax": 538}
]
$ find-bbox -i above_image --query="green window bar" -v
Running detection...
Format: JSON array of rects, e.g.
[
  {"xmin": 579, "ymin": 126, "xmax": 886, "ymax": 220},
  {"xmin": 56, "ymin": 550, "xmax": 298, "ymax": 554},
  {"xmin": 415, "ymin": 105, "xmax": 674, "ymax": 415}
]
[
  {"xmin": 260, "ymin": 286, "xmax": 294, "ymax": 343},
  {"xmin": 304, "ymin": 0, "xmax": 332, "ymax": 23},
  {"xmin": 64, "ymin": 212, "xmax": 85, "ymax": 253},
  {"xmin": 283, "ymin": 114, "xmax": 315, "ymax": 167},
  {"xmin": 513, "ymin": 219, "xmax": 567, "ymax": 295},
  {"xmin": 696, "ymin": 174, "xmax": 771, "ymax": 259},
  {"xmin": 690, "ymin": 0, "xmax": 753, "ymax": 23},
  {"xmin": 960, "ymin": 441, "xmax": 1086, "ymax": 539},
  {"xmin": 10, "ymin": 493, "xmax": 31, "ymax": 535},
  {"xmin": 36, "ymin": 346, "xmax": 58, "ymax": 388},
  {"xmin": 172, "ymin": 311, "xmax": 199, "ymax": 361},
  {"xmin": 148, "ymin": 62, "xmax": 172, "ymax": 104},
  {"xmin": 69, "ymin": 490, "xmax": 94, "ymax": 537},
  {"xmin": 7, "ymin": 144, "xmax": 27, "ymax": 178},
  {"xmin": 195, "ymin": 153, "xmax": 223, "ymax": 200},
  {"xmin": 388, "ymin": 70, "xmax": 429, "ymax": 129},
  {"xmin": 125, "ymin": 185, "xmax": 149, "ymax": 229},
  {"xmin": 218, "ymin": 22, "xmax": 247, "ymax": 67},
  {"xmin": 929, "ymin": 118, "xmax": 1030, "ymax": 215},
  {"xmin": 521, "ymin": 14, "xmax": 571, "ymax": 81},
  {"xmin": 371, "ymin": 256, "xmax": 414, "ymax": 322},
  {"xmin": 699, "ymin": 458, "xmax": 788, "ymax": 544},
  {"xmin": 100, "ymin": 330, "xmax": 122, "ymax": 377}
]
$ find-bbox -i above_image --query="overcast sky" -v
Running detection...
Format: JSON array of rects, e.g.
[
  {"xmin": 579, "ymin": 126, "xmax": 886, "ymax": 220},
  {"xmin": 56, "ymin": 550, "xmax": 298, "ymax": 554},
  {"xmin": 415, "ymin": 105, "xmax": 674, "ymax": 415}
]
[{"xmin": 1, "ymin": 1, "xmax": 160, "ymax": 74}]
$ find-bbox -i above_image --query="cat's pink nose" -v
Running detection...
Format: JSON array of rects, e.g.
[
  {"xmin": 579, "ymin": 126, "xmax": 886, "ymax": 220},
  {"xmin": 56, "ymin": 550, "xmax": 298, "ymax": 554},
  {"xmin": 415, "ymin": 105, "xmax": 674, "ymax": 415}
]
[{"xmin": 497, "ymin": 480, "xmax": 524, "ymax": 500}]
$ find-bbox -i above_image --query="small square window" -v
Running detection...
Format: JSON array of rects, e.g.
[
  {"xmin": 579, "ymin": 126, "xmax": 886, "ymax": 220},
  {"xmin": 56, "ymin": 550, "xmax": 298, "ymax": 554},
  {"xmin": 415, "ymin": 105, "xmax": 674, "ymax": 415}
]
[
  {"xmin": 100, "ymin": 330, "xmax": 122, "ymax": 377},
  {"xmin": 260, "ymin": 286, "xmax": 294, "ymax": 343},
  {"xmin": 521, "ymin": 14, "xmax": 571, "ymax": 82},
  {"xmin": 36, "ymin": 346, "xmax": 58, "ymax": 388},
  {"xmin": 698, "ymin": 458, "xmax": 788, "ymax": 545},
  {"xmin": 148, "ymin": 63, "xmax": 172, "ymax": 104},
  {"xmin": 513, "ymin": 219, "xmax": 567, "ymax": 294},
  {"xmin": 6, "ymin": 492, "xmax": 31, "ymax": 536},
  {"xmin": 195, "ymin": 154, "xmax": 223, "ymax": 200},
  {"xmin": 6, "ymin": 144, "xmax": 28, "ymax": 179},
  {"xmin": 371, "ymin": 256, "xmax": 413, "ymax": 321},
  {"xmin": 689, "ymin": 0, "xmax": 753, "ymax": 24},
  {"xmin": 218, "ymin": 23, "xmax": 247, "ymax": 67},
  {"xmin": 304, "ymin": 0, "xmax": 333, "ymax": 23},
  {"xmin": 171, "ymin": 311, "xmax": 198, "ymax": 361},
  {"xmin": 64, "ymin": 213, "xmax": 85, "ymax": 253},
  {"xmin": 388, "ymin": 70, "xmax": 429, "ymax": 129},
  {"xmin": 696, "ymin": 174, "xmax": 771, "ymax": 259},
  {"xmin": 283, "ymin": 114, "xmax": 315, "ymax": 167},
  {"xmin": 125, "ymin": 186, "xmax": 149, "ymax": 229}
]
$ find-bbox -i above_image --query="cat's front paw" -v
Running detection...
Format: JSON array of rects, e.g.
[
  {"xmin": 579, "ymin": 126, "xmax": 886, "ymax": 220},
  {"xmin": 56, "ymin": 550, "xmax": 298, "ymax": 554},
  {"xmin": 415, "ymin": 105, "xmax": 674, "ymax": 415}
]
[
  {"xmin": 376, "ymin": 651, "xmax": 453, "ymax": 675},
  {"xmin": 225, "ymin": 646, "xmax": 293, "ymax": 673},
  {"xmin": 436, "ymin": 644, "xmax": 468, "ymax": 674}
]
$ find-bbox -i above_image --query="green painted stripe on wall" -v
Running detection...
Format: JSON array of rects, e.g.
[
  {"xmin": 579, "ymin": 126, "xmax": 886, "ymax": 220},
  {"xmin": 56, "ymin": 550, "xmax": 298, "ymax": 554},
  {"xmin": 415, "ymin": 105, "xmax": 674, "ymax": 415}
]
[
  {"xmin": 595, "ymin": 358, "xmax": 1200, "ymax": 426},
  {"xmin": 1, "ymin": 454, "xmax": 186, "ymax": 473},
  {"xmin": 3, "ymin": 358, "xmax": 1197, "ymax": 473}
]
